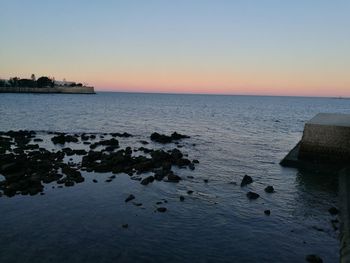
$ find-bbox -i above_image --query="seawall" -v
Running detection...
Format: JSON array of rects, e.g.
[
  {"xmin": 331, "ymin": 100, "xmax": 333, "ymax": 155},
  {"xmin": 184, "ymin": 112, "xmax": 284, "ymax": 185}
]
[{"xmin": 0, "ymin": 86, "xmax": 95, "ymax": 94}]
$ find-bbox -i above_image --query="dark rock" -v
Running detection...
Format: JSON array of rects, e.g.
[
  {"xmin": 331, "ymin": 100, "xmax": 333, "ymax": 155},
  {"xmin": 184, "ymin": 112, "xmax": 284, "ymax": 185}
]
[
  {"xmin": 328, "ymin": 207, "xmax": 339, "ymax": 215},
  {"xmin": 187, "ymin": 190, "xmax": 194, "ymax": 195},
  {"xmin": 180, "ymin": 196, "xmax": 185, "ymax": 201},
  {"xmin": 157, "ymin": 207, "xmax": 167, "ymax": 212},
  {"xmin": 133, "ymin": 202, "xmax": 142, "ymax": 207},
  {"xmin": 150, "ymin": 132, "xmax": 190, "ymax": 144},
  {"xmin": 33, "ymin": 138, "xmax": 43, "ymax": 142},
  {"xmin": 93, "ymin": 179, "xmax": 98, "ymax": 183},
  {"xmin": 264, "ymin": 210, "xmax": 271, "ymax": 215},
  {"xmin": 51, "ymin": 134, "xmax": 78, "ymax": 144},
  {"xmin": 125, "ymin": 194, "xmax": 135, "ymax": 202},
  {"xmin": 156, "ymin": 201, "xmax": 163, "ymax": 205},
  {"xmin": 167, "ymin": 172, "xmax": 181, "ymax": 182},
  {"xmin": 140, "ymin": 176, "xmax": 154, "ymax": 185},
  {"xmin": 111, "ymin": 132, "xmax": 132, "ymax": 138},
  {"xmin": 139, "ymin": 140, "xmax": 149, "ymax": 145},
  {"xmin": 305, "ymin": 254, "xmax": 323, "ymax": 263},
  {"xmin": 246, "ymin": 191, "xmax": 260, "ymax": 200},
  {"xmin": 192, "ymin": 159, "xmax": 199, "ymax": 164},
  {"xmin": 189, "ymin": 163, "xmax": 195, "ymax": 170},
  {"xmin": 122, "ymin": 224, "xmax": 128, "ymax": 228},
  {"xmin": 240, "ymin": 175, "xmax": 253, "ymax": 187},
  {"xmin": 204, "ymin": 179, "xmax": 208, "ymax": 183},
  {"xmin": 264, "ymin": 186, "xmax": 274, "ymax": 193},
  {"xmin": 64, "ymin": 181, "xmax": 74, "ymax": 187}
]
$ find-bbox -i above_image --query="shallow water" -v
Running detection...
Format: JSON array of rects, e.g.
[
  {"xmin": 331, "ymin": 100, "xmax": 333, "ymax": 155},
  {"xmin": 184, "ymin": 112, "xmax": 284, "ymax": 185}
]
[{"xmin": 0, "ymin": 92, "xmax": 349, "ymax": 262}]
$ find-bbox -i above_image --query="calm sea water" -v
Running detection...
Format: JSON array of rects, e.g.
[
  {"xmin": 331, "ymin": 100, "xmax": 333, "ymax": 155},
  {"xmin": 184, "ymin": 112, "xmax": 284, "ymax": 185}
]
[{"xmin": 0, "ymin": 92, "xmax": 349, "ymax": 263}]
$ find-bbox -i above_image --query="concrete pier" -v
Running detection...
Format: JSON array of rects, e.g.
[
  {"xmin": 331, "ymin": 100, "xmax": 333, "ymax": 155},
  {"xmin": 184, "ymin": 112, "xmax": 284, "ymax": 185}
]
[
  {"xmin": 281, "ymin": 113, "xmax": 350, "ymax": 262},
  {"xmin": 281, "ymin": 113, "xmax": 350, "ymax": 167}
]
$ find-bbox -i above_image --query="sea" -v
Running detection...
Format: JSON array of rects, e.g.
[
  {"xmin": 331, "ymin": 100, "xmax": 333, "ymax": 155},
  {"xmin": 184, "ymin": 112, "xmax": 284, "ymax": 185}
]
[{"xmin": 0, "ymin": 92, "xmax": 349, "ymax": 263}]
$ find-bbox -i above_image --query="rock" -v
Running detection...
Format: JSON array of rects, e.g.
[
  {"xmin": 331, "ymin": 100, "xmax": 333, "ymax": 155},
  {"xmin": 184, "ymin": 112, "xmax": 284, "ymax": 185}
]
[
  {"xmin": 305, "ymin": 254, "xmax": 323, "ymax": 263},
  {"xmin": 240, "ymin": 175, "xmax": 253, "ymax": 187},
  {"xmin": 133, "ymin": 202, "xmax": 143, "ymax": 207},
  {"xmin": 51, "ymin": 134, "xmax": 78, "ymax": 144},
  {"xmin": 111, "ymin": 132, "xmax": 132, "ymax": 138},
  {"xmin": 167, "ymin": 172, "xmax": 181, "ymax": 182},
  {"xmin": 328, "ymin": 207, "xmax": 339, "ymax": 215},
  {"xmin": 125, "ymin": 194, "xmax": 135, "ymax": 202},
  {"xmin": 156, "ymin": 201, "xmax": 163, "ymax": 205},
  {"xmin": 264, "ymin": 186, "xmax": 274, "ymax": 193},
  {"xmin": 140, "ymin": 176, "xmax": 154, "ymax": 185},
  {"xmin": 139, "ymin": 140, "xmax": 149, "ymax": 145},
  {"xmin": 92, "ymin": 179, "xmax": 98, "ymax": 183},
  {"xmin": 189, "ymin": 163, "xmax": 195, "ymax": 170},
  {"xmin": 187, "ymin": 190, "xmax": 194, "ymax": 195},
  {"xmin": 187, "ymin": 176, "xmax": 194, "ymax": 179},
  {"xmin": 33, "ymin": 138, "xmax": 43, "ymax": 142},
  {"xmin": 64, "ymin": 181, "xmax": 74, "ymax": 187},
  {"xmin": 192, "ymin": 159, "xmax": 199, "ymax": 164},
  {"xmin": 246, "ymin": 191, "xmax": 260, "ymax": 200},
  {"xmin": 122, "ymin": 224, "xmax": 128, "ymax": 228},
  {"xmin": 180, "ymin": 196, "xmax": 185, "ymax": 201},
  {"xmin": 157, "ymin": 207, "xmax": 167, "ymax": 212},
  {"xmin": 204, "ymin": 179, "xmax": 208, "ymax": 183},
  {"xmin": 150, "ymin": 132, "xmax": 189, "ymax": 144},
  {"xmin": 264, "ymin": 210, "xmax": 271, "ymax": 215}
]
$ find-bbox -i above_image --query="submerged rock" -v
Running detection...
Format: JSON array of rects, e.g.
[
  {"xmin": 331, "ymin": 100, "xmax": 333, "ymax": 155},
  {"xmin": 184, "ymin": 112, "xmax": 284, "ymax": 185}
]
[
  {"xmin": 240, "ymin": 175, "xmax": 253, "ymax": 187},
  {"xmin": 157, "ymin": 207, "xmax": 167, "ymax": 212},
  {"xmin": 246, "ymin": 191, "xmax": 260, "ymax": 200},
  {"xmin": 328, "ymin": 207, "xmax": 339, "ymax": 215},
  {"xmin": 140, "ymin": 176, "xmax": 154, "ymax": 185},
  {"xmin": 150, "ymin": 132, "xmax": 190, "ymax": 144},
  {"xmin": 264, "ymin": 186, "xmax": 275, "ymax": 193},
  {"xmin": 264, "ymin": 210, "xmax": 271, "ymax": 215},
  {"xmin": 125, "ymin": 194, "xmax": 135, "ymax": 203},
  {"xmin": 305, "ymin": 254, "xmax": 323, "ymax": 263}
]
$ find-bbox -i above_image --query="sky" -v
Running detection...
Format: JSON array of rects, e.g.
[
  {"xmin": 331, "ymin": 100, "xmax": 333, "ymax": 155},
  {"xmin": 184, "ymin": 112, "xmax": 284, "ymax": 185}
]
[{"xmin": 0, "ymin": 0, "xmax": 349, "ymax": 97}]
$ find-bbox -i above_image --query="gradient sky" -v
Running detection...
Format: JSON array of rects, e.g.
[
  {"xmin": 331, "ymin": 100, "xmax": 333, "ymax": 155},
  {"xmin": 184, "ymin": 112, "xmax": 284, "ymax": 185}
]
[{"xmin": 1, "ymin": 0, "xmax": 349, "ymax": 96}]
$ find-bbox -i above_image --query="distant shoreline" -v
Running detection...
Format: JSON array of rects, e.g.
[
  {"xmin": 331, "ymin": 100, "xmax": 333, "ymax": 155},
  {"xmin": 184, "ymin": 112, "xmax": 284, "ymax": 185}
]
[{"xmin": 0, "ymin": 86, "xmax": 95, "ymax": 94}]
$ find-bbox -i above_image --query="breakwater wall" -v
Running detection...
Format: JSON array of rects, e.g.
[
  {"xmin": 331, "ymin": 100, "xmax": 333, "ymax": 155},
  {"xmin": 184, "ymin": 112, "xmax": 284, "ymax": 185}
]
[{"xmin": 0, "ymin": 86, "xmax": 95, "ymax": 94}]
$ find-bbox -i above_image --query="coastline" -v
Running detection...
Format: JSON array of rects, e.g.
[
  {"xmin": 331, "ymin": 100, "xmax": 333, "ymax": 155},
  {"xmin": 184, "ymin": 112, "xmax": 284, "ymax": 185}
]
[{"xmin": 0, "ymin": 86, "xmax": 95, "ymax": 94}]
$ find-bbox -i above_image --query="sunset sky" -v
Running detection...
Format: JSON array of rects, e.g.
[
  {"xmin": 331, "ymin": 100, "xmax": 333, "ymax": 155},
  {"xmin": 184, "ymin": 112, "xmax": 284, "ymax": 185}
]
[{"xmin": 1, "ymin": 0, "xmax": 349, "ymax": 97}]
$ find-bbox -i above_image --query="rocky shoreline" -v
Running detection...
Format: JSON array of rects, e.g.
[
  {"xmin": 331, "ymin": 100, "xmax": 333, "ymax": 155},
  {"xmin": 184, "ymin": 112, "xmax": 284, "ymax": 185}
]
[{"xmin": 0, "ymin": 130, "xmax": 196, "ymax": 197}]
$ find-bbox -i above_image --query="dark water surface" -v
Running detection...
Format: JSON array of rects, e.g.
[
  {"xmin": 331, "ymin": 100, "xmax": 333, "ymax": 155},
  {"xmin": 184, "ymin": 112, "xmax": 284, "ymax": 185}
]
[{"xmin": 0, "ymin": 92, "xmax": 349, "ymax": 262}]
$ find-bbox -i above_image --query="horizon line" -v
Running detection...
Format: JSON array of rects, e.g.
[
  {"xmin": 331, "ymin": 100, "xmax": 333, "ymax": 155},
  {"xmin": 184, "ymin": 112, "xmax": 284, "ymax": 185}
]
[{"xmin": 94, "ymin": 89, "xmax": 349, "ymax": 99}]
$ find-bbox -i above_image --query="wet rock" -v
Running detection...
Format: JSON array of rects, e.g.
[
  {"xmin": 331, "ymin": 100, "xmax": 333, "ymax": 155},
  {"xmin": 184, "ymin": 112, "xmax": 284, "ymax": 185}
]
[
  {"xmin": 204, "ymin": 179, "xmax": 209, "ymax": 183},
  {"xmin": 157, "ymin": 207, "xmax": 167, "ymax": 212},
  {"xmin": 240, "ymin": 175, "xmax": 253, "ymax": 187},
  {"xmin": 64, "ymin": 181, "xmax": 74, "ymax": 187},
  {"xmin": 111, "ymin": 132, "xmax": 132, "ymax": 138},
  {"xmin": 125, "ymin": 194, "xmax": 135, "ymax": 202},
  {"xmin": 180, "ymin": 196, "xmax": 185, "ymax": 201},
  {"xmin": 264, "ymin": 186, "xmax": 274, "ymax": 193},
  {"xmin": 192, "ymin": 159, "xmax": 199, "ymax": 164},
  {"xmin": 305, "ymin": 254, "xmax": 323, "ymax": 263},
  {"xmin": 187, "ymin": 176, "xmax": 194, "ymax": 179},
  {"xmin": 122, "ymin": 224, "xmax": 128, "ymax": 228},
  {"xmin": 187, "ymin": 190, "xmax": 194, "ymax": 195},
  {"xmin": 51, "ymin": 134, "xmax": 79, "ymax": 144},
  {"xmin": 264, "ymin": 210, "xmax": 271, "ymax": 215},
  {"xmin": 189, "ymin": 163, "xmax": 195, "ymax": 170},
  {"xmin": 156, "ymin": 201, "xmax": 163, "ymax": 205},
  {"xmin": 150, "ymin": 132, "xmax": 190, "ymax": 144},
  {"xmin": 140, "ymin": 176, "xmax": 154, "ymax": 185},
  {"xmin": 246, "ymin": 191, "xmax": 260, "ymax": 200},
  {"xmin": 166, "ymin": 172, "xmax": 181, "ymax": 182},
  {"xmin": 33, "ymin": 138, "xmax": 43, "ymax": 142},
  {"xmin": 133, "ymin": 202, "xmax": 142, "ymax": 207},
  {"xmin": 93, "ymin": 179, "xmax": 98, "ymax": 183},
  {"xmin": 328, "ymin": 207, "xmax": 339, "ymax": 215},
  {"xmin": 139, "ymin": 140, "xmax": 149, "ymax": 145}
]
